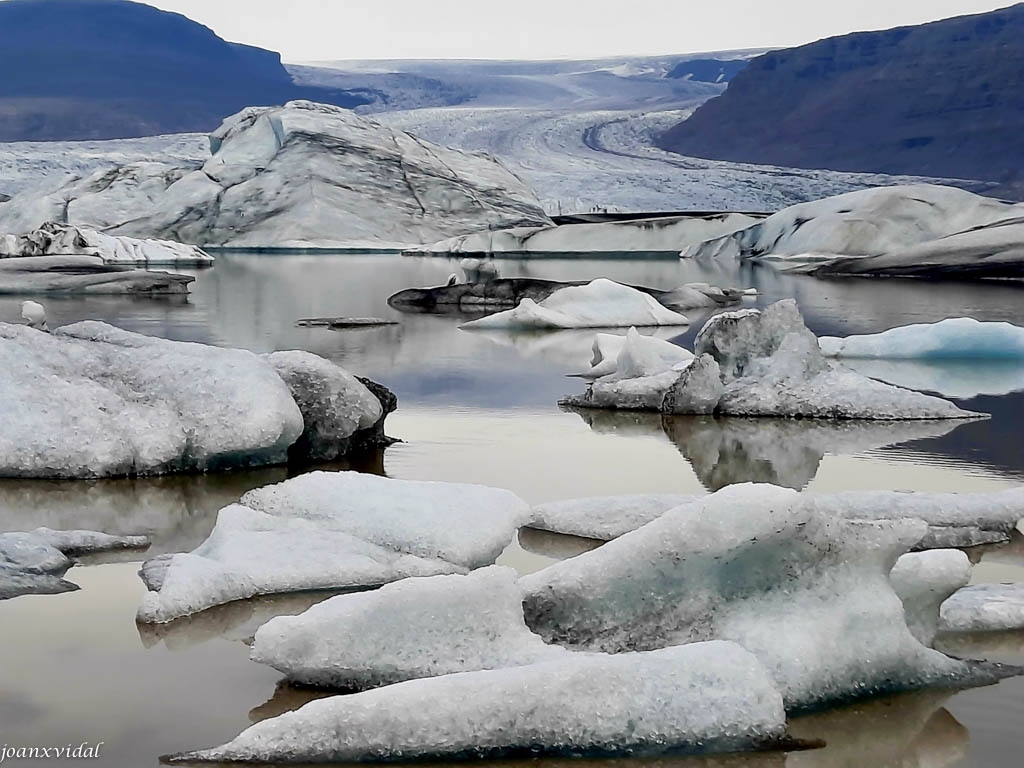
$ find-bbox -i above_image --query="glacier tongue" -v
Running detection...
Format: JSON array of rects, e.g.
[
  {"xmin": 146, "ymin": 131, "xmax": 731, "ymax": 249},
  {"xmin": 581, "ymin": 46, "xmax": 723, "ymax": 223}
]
[
  {"xmin": 171, "ymin": 642, "xmax": 788, "ymax": 764},
  {"xmin": 0, "ymin": 101, "xmax": 552, "ymax": 248},
  {"xmin": 520, "ymin": 484, "xmax": 1008, "ymax": 711}
]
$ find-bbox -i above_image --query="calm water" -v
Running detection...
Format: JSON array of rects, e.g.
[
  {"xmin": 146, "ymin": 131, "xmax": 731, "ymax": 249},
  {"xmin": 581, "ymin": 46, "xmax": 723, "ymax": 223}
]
[{"xmin": 1, "ymin": 253, "xmax": 1023, "ymax": 767}]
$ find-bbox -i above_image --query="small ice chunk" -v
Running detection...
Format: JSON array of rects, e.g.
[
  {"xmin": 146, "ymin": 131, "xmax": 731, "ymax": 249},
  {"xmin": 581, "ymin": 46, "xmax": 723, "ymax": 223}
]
[
  {"xmin": 890, "ymin": 550, "xmax": 972, "ymax": 646},
  {"xmin": 251, "ymin": 566, "xmax": 569, "ymax": 689},
  {"xmin": 940, "ymin": 584, "xmax": 1024, "ymax": 633},
  {"xmin": 462, "ymin": 279, "xmax": 691, "ymax": 330},
  {"xmin": 171, "ymin": 642, "xmax": 788, "ymax": 764},
  {"xmin": 820, "ymin": 318, "xmax": 1024, "ymax": 360}
]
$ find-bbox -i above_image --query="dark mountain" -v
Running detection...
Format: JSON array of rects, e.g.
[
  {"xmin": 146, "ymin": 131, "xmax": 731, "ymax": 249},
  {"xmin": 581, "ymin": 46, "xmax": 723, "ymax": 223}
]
[
  {"xmin": 664, "ymin": 58, "xmax": 749, "ymax": 83},
  {"xmin": 0, "ymin": 0, "xmax": 372, "ymax": 141},
  {"xmin": 657, "ymin": 5, "xmax": 1024, "ymax": 198}
]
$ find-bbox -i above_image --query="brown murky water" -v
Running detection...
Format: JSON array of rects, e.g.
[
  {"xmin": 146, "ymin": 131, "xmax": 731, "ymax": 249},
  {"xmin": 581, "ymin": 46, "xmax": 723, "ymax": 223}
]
[{"xmin": 1, "ymin": 254, "xmax": 1023, "ymax": 766}]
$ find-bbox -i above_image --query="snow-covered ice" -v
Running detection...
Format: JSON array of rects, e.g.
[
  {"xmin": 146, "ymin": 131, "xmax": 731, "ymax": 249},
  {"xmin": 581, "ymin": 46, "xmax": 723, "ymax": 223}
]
[
  {"xmin": 940, "ymin": 584, "xmax": 1024, "ymax": 633},
  {"xmin": 890, "ymin": 551, "xmax": 973, "ymax": 646},
  {"xmin": 0, "ymin": 102, "xmax": 552, "ymax": 249},
  {"xmin": 251, "ymin": 566, "xmax": 569, "ymax": 689},
  {"xmin": 564, "ymin": 300, "xmax": 978, "ymax": 420},
  {"xmin": 521, "ymin": 484, "xmax": 1012, "ymax": 711},
  {"xmin": 0, "ymin": 222, "xmax": 212, "ymax": 265},
  {"xmin": 263, "ymin": 352, "xmax": 383, "ymax": 462},
  {"xmin": 407, "ymin": 213, "xmax": 761, "ymax": 255},
  {"xmin": 683, "ymin": 185, "xmax": 1024, "ymax": 280},
  {"xmin": 171, "ymin": 642, "xmax": 787, "ymax": 763},
  {"xmin": 0, "ymin": 321, "xmax": 303, "ymax": 478},
  {"xmin": 0, "ymin": 255, "xmax": 195, "ymax": 295},
  {"xmin": 820, "ymin": 318, "xmax": 1024, "ymax": 360},
  {"xmin": 1, "ymin": 528, "xmax": 149, "ymax": 600},
  {"xmin": 137, "ymin": 472, "xmax": 531, "ymax": 623},
  {"xmin": 462, "ymin": 279, "xmax": 691, "ymax": 330},
  {"xmin": 577, "ymin": 330, "xmax": 693, "ymax": 381},
  {"xmin": 528, "ymin": 494, "xmax": 697, "ymax": 540}
]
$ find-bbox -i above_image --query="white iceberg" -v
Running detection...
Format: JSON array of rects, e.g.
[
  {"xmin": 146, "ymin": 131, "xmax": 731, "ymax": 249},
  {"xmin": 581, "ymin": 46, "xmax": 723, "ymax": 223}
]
[
  {"xmin": 890, "ymin": 550, "xmax": 972, "ymax": 646},
  {"xmin": 137, "ymin": 472, "xmax": 531, "ymax": 623},
  {"xmin": 263, "ymin": 351, "xmax": 383, "ymax": 462},
  {"xmin": 0, "ymin": 101, "xmax": 551, "ymax": 249},
  {"xmin": 1, "ymin": 528, "xmax": 149, "ymax": 600},
  {"xmin": 576, "ymin": 328, "xmax": 693, "ymax": 381},
  {"xmin": 820, "ymin": 318, "xmax": 1024, "ymax": 360},
  {"xmin": 682, "ymin": 185, "xmax": 1024, "ymax": 280},
  {"xmin": 521, "ymin": 484, "xmax": 1012, "ymax": 711},
  {"xmin": 406, "ymin": 213, "xmax": 762, "ymax": 255},
  {"xmin": 565, "ymin": 300, "xmax": 978, "ymax": 420},
  {"xmin": 462, "ymin": 279, "xmax": 691, "ymax": 330},
  {"xmin": 528, "ymin": 494, "xmax": 697, "ymax": 540},
  {"xmin": 251, "ymin": 566, "xmax": 569, "ymax": 690},
  {"xmin": 170, "ymin": 642, "xmax": 787, "ymax": 764},
  {"xmin": 0, "ymin": 255, "xmax": 195, "ymax": 295},
  {"xmin": 0, "ymin": 321, "xmax": 303, "ymax": 478},
  {"xmin": 0, "ymin": 222, "xmax": 212, "ymax": 265},
  {"xmin": 940, "ymin": 584, "xmax": 1024, "ymax": 633}
]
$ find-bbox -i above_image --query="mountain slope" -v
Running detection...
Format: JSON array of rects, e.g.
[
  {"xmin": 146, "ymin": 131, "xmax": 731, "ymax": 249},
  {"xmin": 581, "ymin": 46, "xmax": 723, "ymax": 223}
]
[
  {"xmin": 0, "ymin": 0, "xmax": 370, "ymax": 141},
  {"xmin": 657, "ymin": 5, "xmax": 1024, "ymax": 198}
]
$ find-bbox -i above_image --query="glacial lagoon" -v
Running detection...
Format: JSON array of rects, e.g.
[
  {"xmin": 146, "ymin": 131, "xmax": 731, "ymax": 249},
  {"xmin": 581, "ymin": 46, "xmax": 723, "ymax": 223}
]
[{"xmin": 1, "ymin": 252, "xmax": 1023, "ymax": 767}]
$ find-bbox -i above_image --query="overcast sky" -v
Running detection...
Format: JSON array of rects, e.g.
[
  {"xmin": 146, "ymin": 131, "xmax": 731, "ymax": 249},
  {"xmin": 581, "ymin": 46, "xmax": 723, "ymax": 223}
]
[{"xmin": 139, "ymin": 0, "xmax": 1013, "ymax": 61}]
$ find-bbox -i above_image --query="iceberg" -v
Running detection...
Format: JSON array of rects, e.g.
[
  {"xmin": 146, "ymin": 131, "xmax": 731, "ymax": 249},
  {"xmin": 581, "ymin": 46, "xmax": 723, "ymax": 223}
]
[
  {"xmin": 251, "ymin": 566, "xmax": 569, "ymax": 690},
  {"xmin": 521, "ymin": 484, "xmax": 1015, "ymax": 711},
  {"xmin": 820, "ymin": 318, "xmax": 1024, "ymax": 360},
  {"xmin": 1, "ymin": 528, "xmax": 148, "ymax": 600},
  {"xmin": 405, "ymin": 213, "xmax": 763, "ymax": 256},
  {"xmin": 0, "ymin": 102, "xmax": 552, "ymax": 248},
  {"xmin": 263, "ymin": 352, "xmax": 383, "ymax": 462},
  {"xmin": 462, "ymin": 279, "xmax": 691, "ymax": 330},
  {"xmin": 890, "ymin": 550, "xmax": 972, "ymax": 646},
  {"xmin": 169, "ymin": 642, "xmax": 788, "ymax": 764},
  {"xmin": 682, "ymin": 185, "xmax": 1024, "ymax": 280},
  {"xmin": 564, "ymin": 301, "xmax": 979, "ymax": 420},
  {"xmin": 528, "ymin": 494, "xmax": 697, "ymax": 540},
  {"xmin": 137, "ymin": 472, "xmax": 531, "ymax": 623},
  {"xmin": 576, "ymin": 329, "xmax": 693, "ymax": 381},
  {"xmin": 0, "ymin": 255, "xmax": 194, "ymax": 295},
  {"xmin": 940, "ymin": 584, "xmax": 1024, "ymax": 633},
  {"xmin": 0, "ymin": 222, "xmax": 212, "ymax": 265}
]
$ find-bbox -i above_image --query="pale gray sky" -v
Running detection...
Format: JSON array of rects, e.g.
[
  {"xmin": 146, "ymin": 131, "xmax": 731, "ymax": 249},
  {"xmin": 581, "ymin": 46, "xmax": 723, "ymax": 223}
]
[{"xmin": 142, "ymin": 0, "xmax": 1014, "ymax": 61}]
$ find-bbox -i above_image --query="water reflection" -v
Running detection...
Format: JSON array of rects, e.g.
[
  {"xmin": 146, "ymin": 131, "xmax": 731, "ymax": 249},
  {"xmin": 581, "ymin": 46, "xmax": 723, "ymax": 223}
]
[{"xmin": 566, "ymin": 408, "xmax": 967, "ymax": 491}]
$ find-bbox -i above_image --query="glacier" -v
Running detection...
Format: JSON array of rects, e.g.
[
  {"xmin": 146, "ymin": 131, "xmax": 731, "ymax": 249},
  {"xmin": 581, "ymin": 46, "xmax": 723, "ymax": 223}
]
[
  {"xmin": 169, "ymin": 642, "xmax": 787, "ymax": 763},
  {"xmin": 136, "ymin": 472, "xmax": 531, "ymax": 623},
  {"xmin": 405, "ymin": 213, "xmax": 762, "ymax": 256},
  {"xmin": 462, "ymin": 279, "xmax": 691, "ymax": 330},
  {"xmin": 820, "ymin": 318, "xmax": 1024, "ymax": 360},
  {"xmin": 1, "ymin": 528, "xmax": 149, "ymax": 600},
  {"xmin": 682, "ymin": 185, "xmax": 1024, "ymax": 279},
  {"xmin": 0, "ymin": 101, "xmax": 552, "ymax": 249},
  {"xmin": 0, "ymin": 222, "xmax": 212, "ymax": 265},
  {"xmin": 251, "ymin": 566, "xmax": 569, "ymax": 690},
  {"xmin": 940, "ymin": 584, "xmax": 1024, "ymax": 633},
  {"xmin": 564, "ymin": 300, "xmax": 979, "ymax": 420},
  {"xmin": 520, "ymin": 484, "xmax": 1015, "ymax": 711}
]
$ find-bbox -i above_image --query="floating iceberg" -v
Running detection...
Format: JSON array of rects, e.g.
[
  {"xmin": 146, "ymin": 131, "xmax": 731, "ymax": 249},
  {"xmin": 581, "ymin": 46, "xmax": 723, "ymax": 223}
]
[
  {"xmin": 170, "ymin": 642, "xmax": 788, "ymax": 764},
  {"xmin": 890, "ymin": 550, "xmax": 972, "ymax": 646},
  {"xmin": 528, "ymin": 494, "xmax": 697, "ymax": 540},
  {"xmin": 462, "ymin": 279, "xmax": 690, "ymax": 330},
  {"xmin": 0, "ymin": 222, "xmax": 212, "ymax": 265},
  {"xmin": 820, "ymin": 318, "xmax": 1024, "ymax": 360},
  {"xmin": 682, "ymin": 185, "xmax": 1024, "ymax": 280},
  {"xmin": 1, "ymin": 528, "xmax": 148, "ymax": 600},
  {"xmin": 263, "ymin": 352, "xmax": 383, "ymax": 462},
  {"xmin": 251, "ymin": 567, "xmax": 569, "ymax": 690},
  {"xmin": 0, "ymin": 255, "xmax": 194, "ymax": 295},
  {"xmin": 940, "ymin": 584, "xmax": 1024, "ymax": 633},
  {"xmin": 137, "ymin": 472, "xmax": 530, "ymax": 623},
  {"xmin": 576, "ymin": 329, "xmax": 693, "ymax": 381},
  {"xmin": 521, "ymin": 484, "xmax": 1014, "ymax": 711},
  {"xmin": 0, "ymin": 102, "xmax": 551, "ymax": 248},
  {"xmin": 405, "ymin": 213, "xmax": 762, "ymax": 255},
  {"xmin": 564, "ymin": 300, "xmax": 978, "ymax": 420}
]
